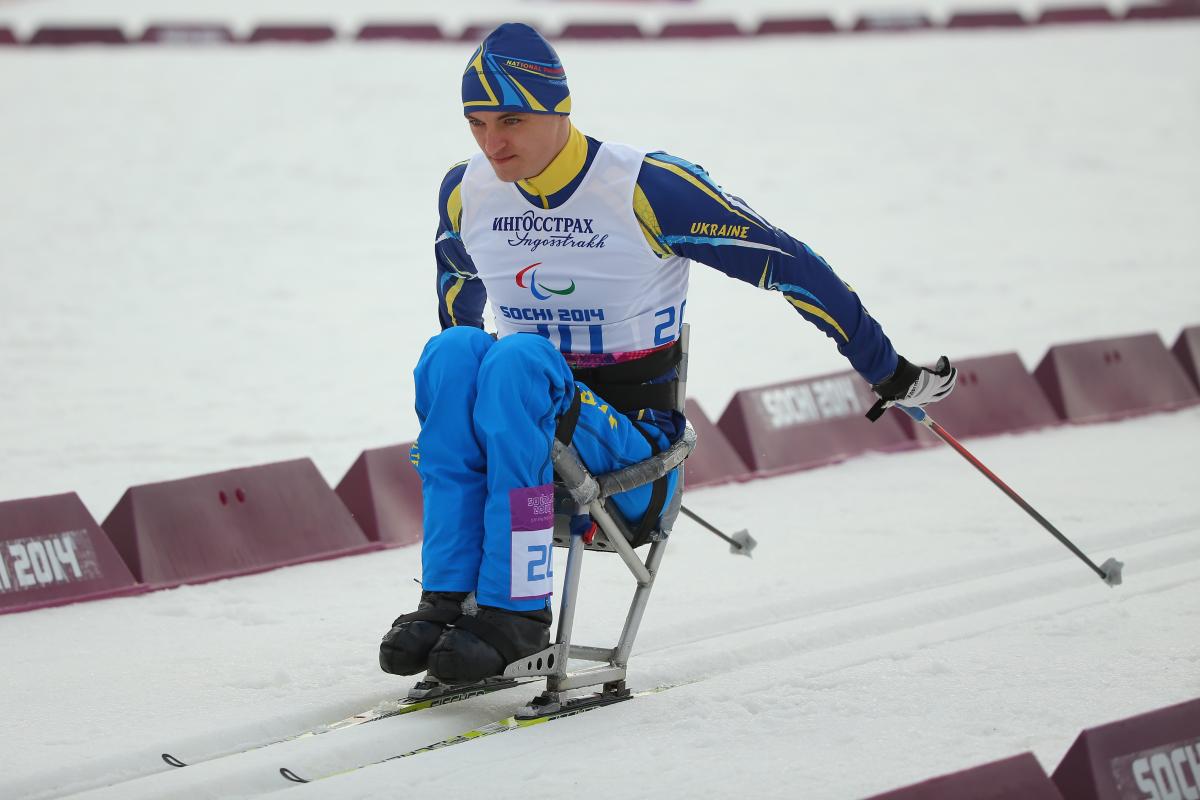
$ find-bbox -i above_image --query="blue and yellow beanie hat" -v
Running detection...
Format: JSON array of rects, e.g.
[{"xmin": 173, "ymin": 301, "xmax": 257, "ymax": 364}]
[{"xmin": 462, "ymin": 23, "xmax": 571, "ymax": 116}]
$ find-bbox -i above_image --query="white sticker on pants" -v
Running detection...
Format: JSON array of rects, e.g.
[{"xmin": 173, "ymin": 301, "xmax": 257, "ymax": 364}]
[{"xmin": 511, "ymin": 528, "xmax": 554, "ymax": 600}]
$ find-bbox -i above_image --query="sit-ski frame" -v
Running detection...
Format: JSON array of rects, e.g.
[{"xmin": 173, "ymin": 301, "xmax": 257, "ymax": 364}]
[
  {"xmin": 502, "ymin": 324, "xmax": 695, "ymax": 718},
  {"xmin": 501, "ymin": 423, "xmax": 696, "ymax": 717}
]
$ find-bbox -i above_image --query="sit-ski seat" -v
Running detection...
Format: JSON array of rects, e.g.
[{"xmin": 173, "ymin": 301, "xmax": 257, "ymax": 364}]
[{"xmin": 501, "ymin": 326, "xmax": 696, "ymax": 718}]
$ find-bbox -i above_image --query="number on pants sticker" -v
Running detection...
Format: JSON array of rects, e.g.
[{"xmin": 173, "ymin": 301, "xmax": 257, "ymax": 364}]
[
  {"xmin": 511, "ymin": 530, "xmax": 553, "ymax": 600},
  {"xmin": 527, "ymin": 544, "xmax": 552, "ymax": 582},
  {"xmin": 509, "ymin": 483, "xmax": 554, "ymax": 600}
]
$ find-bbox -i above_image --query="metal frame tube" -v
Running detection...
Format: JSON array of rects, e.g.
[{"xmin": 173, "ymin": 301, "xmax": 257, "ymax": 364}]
[
  {"xmin": 613, "ymin": 540, "xmax": 667, "ymax": 666},
  {"xmin": 589, "ymin": 502, "xmax": 651, "ymax": 585},
  {"xmin": 675, "ymin": 324, "xmax": 690, "ymax": 411},
  {"xmin": 552, "ymin": 533, "xmax": 586, "ymax": 678},
  {"xmin": 568, "ymin": 645, "xmax": 616, "ymax": 662},
  {"xmin": 554, "ymin": 666, "xmax": 626, "ymax": 691}
]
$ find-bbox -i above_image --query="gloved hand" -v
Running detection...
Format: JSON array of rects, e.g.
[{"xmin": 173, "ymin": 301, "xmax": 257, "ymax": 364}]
[{"xmin": 866, "ymin": 356, "xmax": 957, "ymax": 421}]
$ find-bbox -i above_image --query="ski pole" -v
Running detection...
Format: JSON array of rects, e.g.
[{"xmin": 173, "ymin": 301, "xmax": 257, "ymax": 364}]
[
  {"xmin": 680, "ymin": 504, "xmax": 757, "ymax": 557},
  {"xmin": 888, "ymin": 403, "xmax": 1123, "ymax": 587}
]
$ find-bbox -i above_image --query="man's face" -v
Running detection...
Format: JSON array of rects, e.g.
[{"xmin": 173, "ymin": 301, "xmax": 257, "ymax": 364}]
[{"xmin": 467, "ymin": 111, "xmax": 570, "ymax": 182}]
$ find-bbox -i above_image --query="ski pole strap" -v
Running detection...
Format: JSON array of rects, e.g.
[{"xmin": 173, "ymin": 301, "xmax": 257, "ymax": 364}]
[
  {"xmin": 555, "ymin": 386, "xmax": 583, "ymax": 446},
  {"xmin": 865, "ymin": 397, "xmax": 891, "ymax": 422}
]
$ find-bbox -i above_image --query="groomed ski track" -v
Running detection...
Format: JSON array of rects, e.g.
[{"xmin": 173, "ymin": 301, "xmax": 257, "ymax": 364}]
[{"xmin": 8, "ymin": 408, "xmax": 1198, "ymax": 800}]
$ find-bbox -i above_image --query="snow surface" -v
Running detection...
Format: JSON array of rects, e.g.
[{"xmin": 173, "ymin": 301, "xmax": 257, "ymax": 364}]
[{"xmin": 1, "ymin": 8, "xmax": 1199, "ymax": 799}]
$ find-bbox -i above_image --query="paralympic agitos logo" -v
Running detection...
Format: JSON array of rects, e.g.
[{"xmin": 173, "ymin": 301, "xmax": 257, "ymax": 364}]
[{"xmin": 515, "ymin": 262, "xmax": 576, "ymax": 300}]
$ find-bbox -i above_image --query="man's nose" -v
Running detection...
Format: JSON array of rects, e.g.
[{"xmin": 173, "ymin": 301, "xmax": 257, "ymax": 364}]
[{"xmin": 484, "ymin": 128, "xmax": 508, "ymax": 156}]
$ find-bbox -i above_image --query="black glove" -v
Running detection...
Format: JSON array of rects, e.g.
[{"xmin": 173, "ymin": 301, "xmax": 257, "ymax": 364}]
[{"xmin": 865, "ymin": 356, "xmax": 957, "ymax": 421}]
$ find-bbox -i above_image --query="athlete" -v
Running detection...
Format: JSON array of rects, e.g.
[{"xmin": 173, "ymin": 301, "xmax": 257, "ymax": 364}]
[{"xmin": 379, "ymin": 23, "xmax": 957, "ymax": 684}]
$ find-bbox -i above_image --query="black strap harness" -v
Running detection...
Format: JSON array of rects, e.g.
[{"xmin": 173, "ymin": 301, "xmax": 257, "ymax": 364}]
[
  {"xmin": 566, "ymin": 341, "xmax": 682, "ymax": 415},
  {"xmin": 553, "ymin": 341, "xmax": 682, "ymax": 545},
  {"xmin": 554, "ymin": 387, "xmax": 583, "ymax": 446}
]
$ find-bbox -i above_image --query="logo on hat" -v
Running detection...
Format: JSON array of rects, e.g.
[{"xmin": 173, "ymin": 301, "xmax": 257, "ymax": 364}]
[
  {"xmin": 516, "ymin": 262, "xmax": 575, "ymax": 300},
  {"xmin": 462, "ymin": 24, "xmax": 571, "ymax": 115}
]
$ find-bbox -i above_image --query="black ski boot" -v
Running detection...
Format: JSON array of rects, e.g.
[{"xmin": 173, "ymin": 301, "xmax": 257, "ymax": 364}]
[
  {"xmin": 426, "ymin": 604, "xmax": 552, "ymax": 684},
  {"xmin": 378, "ymin": 591, "xmax": 468, "ymax": 676}
]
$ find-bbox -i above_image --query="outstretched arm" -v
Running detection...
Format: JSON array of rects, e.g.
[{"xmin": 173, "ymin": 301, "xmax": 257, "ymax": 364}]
[{"xmin": 634, "ymin": 152, "xmax": 898, "ymax": 384}]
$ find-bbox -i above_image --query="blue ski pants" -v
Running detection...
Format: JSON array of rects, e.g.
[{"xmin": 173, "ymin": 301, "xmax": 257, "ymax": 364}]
[{"xmin": 412, "ymin": 326, "xmax": 677, "ymax": 612}]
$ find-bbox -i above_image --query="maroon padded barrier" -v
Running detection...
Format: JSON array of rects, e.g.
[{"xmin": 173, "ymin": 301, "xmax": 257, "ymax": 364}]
[
  {"xmin": 866, "ymin": 753, "xmax": 1063, "ymax": 799},
  {"xmin": 1, "ymin": 493, "xmax": 142, "ymax": 615},
  {"xmin": 246, "ymin": 25, "xmax": 337, "ymax": 44},
  {"xmin": 29, "ymin": 26, "xmax": 128, "ymax": 45},
  {"xmin": 1051, "ymin": 697, "xmax": 1200, "ymax": 800},
  {"xmin": 717, "ymin": 369, "xmax": 914, "ymax": 476},
  {"xmin": 755, "ymin": 17, "xmax": 838, "ymax": 35},
  {"xmin": 459, "ymin": 23, "xmax": 538, "ymax": 42},
  {"xmin": 658, "ymin": 20, "xmax": 744, "ymax": 38},
  {"xmin": 946, "ymin": 10, "xmax": 1029, "ymax": 28},
  {"xmin": 356, "ymin": 24, "xmax": 444, "ymax": 41},
  {"xmin": 682, "ymin": 399, "xmax": 753, "ymax": 489},
  {"xmin": 103, "ymin": 459, "xmax": 375, "ymax": 588},
  {"xmin": 1, "ymin": 28, "xmax": 17, "ymax": 45},
  {"xmin": 141, "ymin": 24, "xmax": 235, "ymax": 44},
  {"xmin": 1126, "ymin": 3, "xmax": 1200, "ymax": 20},
  {"xmin": 853, "ymin": 13, "xmax": 934, "ymax": 32},
  {"xmin": 1032, "ymin": 333, "xmax": 1200, "ymax": 423},
  {"xmin": 335, "ymin": 442, "xmax": 423, "ymax": 549},
  {"xmin": 899, "ymin": 352, "xmax": 1061, "ymax": 443},
  {"xmin": 1172, "ymin": 326, "xmax": 1200, "ymax": 390},
  {"xmin": 1037, "ymin": 6, "xmax": 1117, "ymax": 24},
  {"xmin": 557, "ymin": 23, "xmax": 645, "ymax": 39}
]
